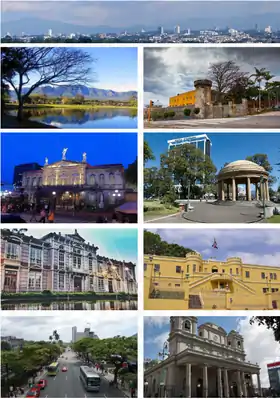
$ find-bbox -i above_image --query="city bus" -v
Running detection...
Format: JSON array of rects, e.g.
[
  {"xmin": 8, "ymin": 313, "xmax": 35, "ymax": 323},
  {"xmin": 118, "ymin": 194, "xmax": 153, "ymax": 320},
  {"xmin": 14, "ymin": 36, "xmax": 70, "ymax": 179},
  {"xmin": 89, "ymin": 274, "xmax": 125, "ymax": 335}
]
[
  {"xmin": 47, "ymin": 362, "xmax": 59, "ymax": 376},
  {"xmin": 79, "ymin": 366, "xmax": 101, "ymax": 392}
]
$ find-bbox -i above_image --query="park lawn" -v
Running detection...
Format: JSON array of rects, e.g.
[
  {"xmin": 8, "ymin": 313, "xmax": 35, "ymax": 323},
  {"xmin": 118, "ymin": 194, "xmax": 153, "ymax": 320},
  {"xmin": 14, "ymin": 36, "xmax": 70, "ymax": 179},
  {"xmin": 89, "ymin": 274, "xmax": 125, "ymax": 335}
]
[
  {"xmin": 144, "ymin": 200, "xmax": 179, "ymax": 217},
  {"xmin": 267, "ymin": 215, "xmax": 280, "ymax": 223},
  {"xmin": 6, "ymin": 103, "xmax": 137, "ymax": 110}
]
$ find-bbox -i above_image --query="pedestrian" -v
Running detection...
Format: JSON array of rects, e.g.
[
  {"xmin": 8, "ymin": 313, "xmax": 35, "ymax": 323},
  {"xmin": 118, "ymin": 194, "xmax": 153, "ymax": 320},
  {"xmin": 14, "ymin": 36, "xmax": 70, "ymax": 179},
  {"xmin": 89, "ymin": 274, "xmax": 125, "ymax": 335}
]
[
  {"xmin": 39, "ymin": 208, "xmax": 46, "ymax": 223},
  {"xmin": 111, "ymin": 213, "xmax": 118, "ymax": 223},
  {"xmin": 30, "ymin": 203, "xmax": 37, "ymax": 222},
  {"xmin": 48, "ymin": 210, "xmax": 55, "ymax": 223}
]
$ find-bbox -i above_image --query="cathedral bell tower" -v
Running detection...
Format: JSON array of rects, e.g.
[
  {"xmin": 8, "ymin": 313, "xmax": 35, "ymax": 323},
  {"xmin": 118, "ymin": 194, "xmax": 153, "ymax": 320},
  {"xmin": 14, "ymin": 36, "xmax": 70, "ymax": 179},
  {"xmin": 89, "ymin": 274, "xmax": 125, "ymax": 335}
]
[{"xmin": 169, "ymin": 317, "xmax": 198, "ymax": 356}]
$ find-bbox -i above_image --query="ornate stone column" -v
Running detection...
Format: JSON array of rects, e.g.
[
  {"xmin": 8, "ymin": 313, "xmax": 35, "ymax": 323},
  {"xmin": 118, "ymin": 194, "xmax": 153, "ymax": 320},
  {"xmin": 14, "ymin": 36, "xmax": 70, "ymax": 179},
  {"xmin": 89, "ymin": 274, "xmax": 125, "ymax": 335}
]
[
  {"xmin": 217, "ymin": 368, "xmax": 223, "ymax": 397},
  {"xmin": 203, "ymin": 364, "xmax": 208, "ymax": 398},
  {"xmin": 185, "ymin": 364, "xmax": 192, "ymax": 398},
  {"xmin": 232, "ymin": 178, "xmax": 236, "ymax": 201},
  {"xmin": 247, "ymin": 177, "xmax": 251, "ymax": 201},
  {"xmin": 266, "ymin": 180, "xmax": 270, "ymax": 201},
  {"xmin": 255, "ymin": 183, "xmax": 259, "ymax": 200},
  {"xmin": 237, "ymin": 370, "xmax": 242, "ymax": 397},
  {"xmin": 223, "ymin": 369, "xmax": 229, "ymax": 398},
  {"xmin": 257, "ymin": 373, "xmax": 262, "ymax": 397},
  {"xmin": 260, "ymin": 181, "xmax": 264, "ymax": 201},
  {"xmin": 191, "ymin": 319, "xmax": 196, "ymax": 334},
  {"xmin": 221, "ymin": 180, "xmax": 225, "ymax": 201},
  {"xmin": 242, "ymin": 372, "xmax": 248, "ymax": 397}
]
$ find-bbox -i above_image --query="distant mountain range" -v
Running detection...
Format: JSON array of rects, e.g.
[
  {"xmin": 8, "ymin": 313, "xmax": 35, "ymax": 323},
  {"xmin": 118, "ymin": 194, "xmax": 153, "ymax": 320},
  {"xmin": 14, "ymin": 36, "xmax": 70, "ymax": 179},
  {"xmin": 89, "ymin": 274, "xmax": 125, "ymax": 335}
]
[
  {"xmin": 9, "ymin": 85, "xmax": 137, "ymax": 101},
  {"xmin": 2, "ymin": 13, "xmax": 280, "ymax": 35}
]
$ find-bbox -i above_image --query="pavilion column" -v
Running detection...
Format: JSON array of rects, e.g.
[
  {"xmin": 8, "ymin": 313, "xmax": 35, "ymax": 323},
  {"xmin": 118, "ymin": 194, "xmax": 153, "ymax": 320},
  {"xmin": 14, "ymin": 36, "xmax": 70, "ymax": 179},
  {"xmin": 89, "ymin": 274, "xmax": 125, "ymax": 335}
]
[
  {"xmin": 223, "ymin": 369, "xmax": 229, "ymax": 398},
  {"xmin": 257, "ymin": 373, "xmax": 262, "ymax": 397},
  {"xmin": 185, "ymin": 363, "xmax": 192, "ymax": 398},
  {"xmin": 232, "ymin": 178, "xmax": 236, "ymax": 201},
  {"xmin": 203, "ymin": 364, "xmax": 208, "ymax": 398},
  {"xmin": 246, "ymin": 177, "xmax": 251, "ymax": 201},
  {"xmin": 226, "ymin": 184, "xmax": 230, "ymax": 200},
  {"xmin": 221, "ymin": 180, "xmax": 225, "ymax": 201},
  {"xmin": 241, "ymin": 372, "xmax": 248, "ymax": 397},
  {"xmin": 236, "ymin": 370, "xmax": 242, "ymax": 397},
  {"xmin": 260, "ymin": 181, "xmax": 264, "ymax": 201},
  {"xmin": 266, "ymin": 180, "xmax": 270, "ymax": 201},
  {"xmin": 217, "ymin": 368, "xmax": 223, "ymax": 397},
  {"xmin": 255, "ymin": 183, "xmax": 259, "ymax": 200}
]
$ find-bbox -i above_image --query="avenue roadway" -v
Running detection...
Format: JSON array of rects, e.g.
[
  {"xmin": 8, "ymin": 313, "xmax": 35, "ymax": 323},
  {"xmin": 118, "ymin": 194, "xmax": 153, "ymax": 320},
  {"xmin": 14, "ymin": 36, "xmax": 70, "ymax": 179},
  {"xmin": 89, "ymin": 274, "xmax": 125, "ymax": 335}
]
[{"xmin": 38, "ymin": 351, "xmax": 126, "ymax": 398}]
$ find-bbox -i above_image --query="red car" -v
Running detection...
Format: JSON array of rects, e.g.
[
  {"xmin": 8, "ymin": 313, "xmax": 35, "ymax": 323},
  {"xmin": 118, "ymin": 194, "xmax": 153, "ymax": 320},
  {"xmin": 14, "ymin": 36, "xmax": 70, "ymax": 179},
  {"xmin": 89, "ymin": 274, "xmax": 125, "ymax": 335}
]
[
  {"xmin": 25, "ymin": 387, "xmax": 40, "ymax": 398},
  {"xmin": 61, "ymin": 366, "xmax": 68, "ymax": 372},
  {"xmin": 37, "ymin": 379, "xmax": 47, "ymax": 389}
]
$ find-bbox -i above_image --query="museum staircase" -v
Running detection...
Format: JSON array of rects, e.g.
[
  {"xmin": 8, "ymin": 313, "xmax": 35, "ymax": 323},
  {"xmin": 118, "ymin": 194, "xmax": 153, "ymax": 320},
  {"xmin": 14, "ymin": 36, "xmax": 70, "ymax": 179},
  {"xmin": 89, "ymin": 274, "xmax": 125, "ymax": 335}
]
[{"xmin": 188, "ymin": 294, "xmax": 203, "ymax": 309}]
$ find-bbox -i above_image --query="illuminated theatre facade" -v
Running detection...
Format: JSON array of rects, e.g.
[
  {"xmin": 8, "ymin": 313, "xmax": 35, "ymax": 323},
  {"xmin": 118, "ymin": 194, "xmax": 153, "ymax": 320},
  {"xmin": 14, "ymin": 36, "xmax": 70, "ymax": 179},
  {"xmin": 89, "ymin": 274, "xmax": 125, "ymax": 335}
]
[
  {"xmin": 21, "ymin": 149, "xmax": 126, "ymax": 208},
  {"xmin": 144, "ymin": 252, "xmax": 280, "ymax": 310},
  {"xmin": 1, "ymin": 229, "xmax": 137, "ymax": 294},
  {"xmin": 144, "ymin": 317, "xmax": 261, "ymax": 398}
]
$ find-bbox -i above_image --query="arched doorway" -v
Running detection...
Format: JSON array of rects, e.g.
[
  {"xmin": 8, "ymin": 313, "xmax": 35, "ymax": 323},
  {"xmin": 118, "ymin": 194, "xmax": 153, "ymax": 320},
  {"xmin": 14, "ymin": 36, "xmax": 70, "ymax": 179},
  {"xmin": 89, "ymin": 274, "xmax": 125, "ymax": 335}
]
[
  {"xmin": 73, "ymin": 276, "xmax": 82, "ymax": 292},
  {"xmin": 212, "ymin": 267, "xmax": 218, "ymax": 273}
]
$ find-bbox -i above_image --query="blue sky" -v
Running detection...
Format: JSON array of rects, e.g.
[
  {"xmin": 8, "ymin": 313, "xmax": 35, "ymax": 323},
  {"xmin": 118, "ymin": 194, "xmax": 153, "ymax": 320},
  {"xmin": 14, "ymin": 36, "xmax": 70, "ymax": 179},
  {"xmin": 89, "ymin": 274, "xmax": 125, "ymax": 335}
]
[
  {"xmin": 10, "ymin": 47, "xmax": 137, "ymax": 92},
  {"xmin": 22, "ymin": 228, "xmax": 138, "ymax": 265},
  {"xmin": 146, "ymin": 228, "xmax": 280, "ymax": 266},
  {"xmin": 144, "ymin": 316, "xmax": 245, "ymax": 360},
  {"xmin": 145, "ymin": 133, "xmax": 280, "ymax": 189},
  {"xmin": 1, "ymin": 132, "xmax": 137, "ymax": 184}
]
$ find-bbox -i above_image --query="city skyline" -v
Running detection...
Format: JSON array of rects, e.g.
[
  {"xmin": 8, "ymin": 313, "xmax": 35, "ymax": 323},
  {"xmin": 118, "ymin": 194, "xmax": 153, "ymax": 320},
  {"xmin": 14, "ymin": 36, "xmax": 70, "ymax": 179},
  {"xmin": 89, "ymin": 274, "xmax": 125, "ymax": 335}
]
[
  {"xmin": 2, "ymin": 1, "xmax": 280, "ymax": 32},
  {"xmin": 144, "ymin": 47, "xmax": 280, "ymax": 105},
  {"xmin": 144, "ymin": 133, "xmax": 280, "ymax": 190},
  {"xmin": 11, "ymin": 227, "xmax": 138, "ymax": 265},
  {"xmin": 5, "ymin": 47, "xmax": 138, "ymax": 93},
  {"xmin": 145, "ymin": 228, "xmax": 280, "ymax": 266},
  {"xmin": 144, "ymin": 316, "xmax": 280, "ymax": 386},
  {"xmin": 1, "ymin": 133, "xmax": 137, "ymax": 184},
  {"xmin": 1, "ymin": 313, "xmax": 138, "ymax": 342}
]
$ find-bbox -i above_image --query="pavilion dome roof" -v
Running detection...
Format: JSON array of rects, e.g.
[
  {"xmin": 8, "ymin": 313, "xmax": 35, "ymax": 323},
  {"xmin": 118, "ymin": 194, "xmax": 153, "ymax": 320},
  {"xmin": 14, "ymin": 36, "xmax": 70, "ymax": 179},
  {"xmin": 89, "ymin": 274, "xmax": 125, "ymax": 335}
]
[{"xmin": 218, "ymin": 160, "xmax": 268, "ymax": 176}]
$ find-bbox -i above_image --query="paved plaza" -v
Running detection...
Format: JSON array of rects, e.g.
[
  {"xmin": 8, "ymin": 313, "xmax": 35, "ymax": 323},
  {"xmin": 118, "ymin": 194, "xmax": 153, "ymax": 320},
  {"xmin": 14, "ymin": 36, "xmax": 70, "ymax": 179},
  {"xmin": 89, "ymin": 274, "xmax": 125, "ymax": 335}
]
[
  {"xmin": 144, "ymin": 112, "xmax": 280, "ymax": 129},
  {"xmin": 145, "ymin": 202, "xmax": 266, "ymax": 223}
]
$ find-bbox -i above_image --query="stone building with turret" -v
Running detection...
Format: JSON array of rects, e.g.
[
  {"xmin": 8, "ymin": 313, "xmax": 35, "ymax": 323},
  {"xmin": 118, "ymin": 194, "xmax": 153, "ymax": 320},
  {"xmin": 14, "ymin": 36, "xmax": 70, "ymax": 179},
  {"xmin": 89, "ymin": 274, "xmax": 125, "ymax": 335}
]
[
  {"xmin": 144, "ymin": 252, "xmax": 280, "ymax": 310},
  {"xmin": 144, "ymin": 317, "xmax": 261, "ymax": 398}
]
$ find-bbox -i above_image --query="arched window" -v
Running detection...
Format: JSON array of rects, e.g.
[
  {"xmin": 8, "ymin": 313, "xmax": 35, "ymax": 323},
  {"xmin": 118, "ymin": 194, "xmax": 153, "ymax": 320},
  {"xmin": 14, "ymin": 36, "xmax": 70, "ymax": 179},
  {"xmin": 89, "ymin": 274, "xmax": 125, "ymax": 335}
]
[
  {"xmin": 88, "ymin": 253, "xmax": 93, "ymax": 271},
  {"xmin": 99, "ymin": 192, "xmax": 104, "ymax": 203},
  {"xmin": 184, "ymin": 320, "xmax": 191, "ymax": 331},
  {"xmin": 32, "ymin": 177, "xmax": 37, "ymax": 186},
  {"xmin": 89, "ymin": 174, "xmax": 96, "ymax": 185},
  {"xmin": 38, "ymin": 177, "xmax": 42, "ymax": 186},
  {"xmin": 109, "ymin": 173, "xmax": 115, "ymax": 184},
  {"xmin": 212, "ymin": 267, "xmax": 218, "ymax": 273},
  {"xmin": 99, "ymin": 174, "xmax": 105, "ymax": 186},
  {"xmin": 72, "ymin": 173, "xmax": 79, "ymax": 185}
]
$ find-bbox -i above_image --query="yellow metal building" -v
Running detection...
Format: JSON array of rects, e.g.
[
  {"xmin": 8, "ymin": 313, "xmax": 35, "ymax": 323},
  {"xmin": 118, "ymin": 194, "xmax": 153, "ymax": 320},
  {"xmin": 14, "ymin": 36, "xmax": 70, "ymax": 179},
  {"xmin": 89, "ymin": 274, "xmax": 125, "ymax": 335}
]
[
  {"xmin": 144, "ymin": 252, "xmax": 280, "ymax": 310},
  {"xmin": 169, "ymin": 90, "xmax": 196, "ymax": 107}
]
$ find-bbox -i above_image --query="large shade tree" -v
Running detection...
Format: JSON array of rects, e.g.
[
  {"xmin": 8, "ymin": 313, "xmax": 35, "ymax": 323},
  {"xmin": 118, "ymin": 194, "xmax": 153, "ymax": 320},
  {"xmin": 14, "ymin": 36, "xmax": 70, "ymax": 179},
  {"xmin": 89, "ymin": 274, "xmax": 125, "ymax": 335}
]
[{"xmin": 1, "ymin": 47, "xmax": 94, "ymax": 120}]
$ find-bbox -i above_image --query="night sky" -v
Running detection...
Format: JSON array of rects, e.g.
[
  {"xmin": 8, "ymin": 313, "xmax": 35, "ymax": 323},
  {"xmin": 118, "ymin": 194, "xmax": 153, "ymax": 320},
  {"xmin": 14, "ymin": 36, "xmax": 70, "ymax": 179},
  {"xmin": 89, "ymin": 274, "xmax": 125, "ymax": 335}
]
[{"xmin": 1, "ymin": 132, "xmax": 137, "ymax": 184}]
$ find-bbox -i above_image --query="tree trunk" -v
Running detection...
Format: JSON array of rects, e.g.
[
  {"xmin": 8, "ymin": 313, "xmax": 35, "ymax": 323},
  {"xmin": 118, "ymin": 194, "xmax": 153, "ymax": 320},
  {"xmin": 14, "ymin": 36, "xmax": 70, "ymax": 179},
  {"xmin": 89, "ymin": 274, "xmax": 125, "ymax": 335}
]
[
  {"xmin": 17, "ymin": 99, "xmax": 24, "ymax": 121},
  {"xmin": 114, "ymin": 369, "xmax": 118, "ymax": 383}
]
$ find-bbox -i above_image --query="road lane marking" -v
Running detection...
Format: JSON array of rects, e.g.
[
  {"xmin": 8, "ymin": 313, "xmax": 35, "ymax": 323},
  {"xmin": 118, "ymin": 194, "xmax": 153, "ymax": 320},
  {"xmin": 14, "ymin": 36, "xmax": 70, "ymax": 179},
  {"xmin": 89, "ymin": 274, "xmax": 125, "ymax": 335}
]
[
  {"xmin": 84, "ymin": 394, "xmax": 87, "ymax": 397},
  {"xmin": 104, "ymin": 395, "xmax": 107, "ymax": 398},
  {"xmin": 44, "ymin": 396, "xmax": 48, "ymax": 398},
  {"xmin": 65, "ymin": 376, "xmax": 68, "ymax": 380},
  {"xmin": 65, "ymin": 394, "xmax": 67, "ymax": 397},
  {"xmin": 54, "ymin": 377, "xmax": 56, "ymax": 381}
]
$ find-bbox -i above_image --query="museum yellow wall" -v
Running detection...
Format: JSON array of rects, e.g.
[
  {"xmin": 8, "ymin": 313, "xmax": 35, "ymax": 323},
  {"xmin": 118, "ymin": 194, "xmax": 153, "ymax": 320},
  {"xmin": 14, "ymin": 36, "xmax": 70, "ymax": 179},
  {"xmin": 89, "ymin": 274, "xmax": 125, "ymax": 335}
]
[
  {"xmin": 169, "ymin": 90, "xmax": 196, "ymax": 107},
  {"xmin": 144, "ymin": 253, "xmax": 280, "ymax": 310}
]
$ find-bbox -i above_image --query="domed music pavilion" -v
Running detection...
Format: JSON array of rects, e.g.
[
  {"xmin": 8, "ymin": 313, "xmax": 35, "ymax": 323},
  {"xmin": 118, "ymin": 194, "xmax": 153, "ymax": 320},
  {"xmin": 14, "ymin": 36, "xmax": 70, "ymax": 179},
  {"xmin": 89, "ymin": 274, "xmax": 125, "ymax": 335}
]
[{"xmin": 217, "ymin": 160, "xmax": 270, "ymax": 203}]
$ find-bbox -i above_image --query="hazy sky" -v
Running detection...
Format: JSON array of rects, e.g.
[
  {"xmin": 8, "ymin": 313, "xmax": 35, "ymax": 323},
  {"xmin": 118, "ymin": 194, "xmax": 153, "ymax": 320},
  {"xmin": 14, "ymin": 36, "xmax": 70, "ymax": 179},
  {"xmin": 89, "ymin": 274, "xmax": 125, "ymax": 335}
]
[
  {"xmin": 2, "ymin": 1, "xmax": 280, "ymax": 30},
  {"xmin": 144, "ymin": 47, "xmax": 280, "ymax": 105},
  {"xmin": 145, "ymin": 228, "xmax": 280, "ymax": 266},
  {"xmin": 144, "ymin": 316, "xmax": 280, "ymax": 387},
  {"xmin": 1, "ymin": 312, "xmax": 138, "ymax": 342}
]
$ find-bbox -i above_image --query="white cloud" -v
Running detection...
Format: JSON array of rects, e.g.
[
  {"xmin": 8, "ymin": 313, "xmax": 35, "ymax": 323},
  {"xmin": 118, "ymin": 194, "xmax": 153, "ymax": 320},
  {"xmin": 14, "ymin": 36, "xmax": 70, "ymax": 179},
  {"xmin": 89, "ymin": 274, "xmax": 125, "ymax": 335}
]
[
  {"xmin": 145, "ymin": 316, "xmax": 169, "ymax": 328},
  {"xmin": 227, "ymin": 252, "xmax": 280, "ymax": 267},
  {"xmin": 1, "ymin": 312, "xmax": 138, "ymax": 342},
  {"xmin": 239, "ymin": 317, "xmax": 280, "ymax": 387}
]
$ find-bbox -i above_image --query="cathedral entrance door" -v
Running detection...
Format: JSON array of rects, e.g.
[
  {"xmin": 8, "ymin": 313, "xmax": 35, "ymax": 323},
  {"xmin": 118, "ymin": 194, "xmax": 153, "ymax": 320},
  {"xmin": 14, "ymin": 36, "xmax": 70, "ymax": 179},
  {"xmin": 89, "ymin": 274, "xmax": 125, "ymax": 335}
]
[
  {"xmin": 4, "ymin": 270, "xmax": 17, "ymax": 292},
  {"xmin": 73, "ymin": 276, "xmax": 82, "ymax": 292},
  {"xmin": 196, "ymin": 378, "xmax": 203, "ymax": 398},
  {"xmin": 108, "ymin": 279, "xmax": 114, "ymax": 293}
]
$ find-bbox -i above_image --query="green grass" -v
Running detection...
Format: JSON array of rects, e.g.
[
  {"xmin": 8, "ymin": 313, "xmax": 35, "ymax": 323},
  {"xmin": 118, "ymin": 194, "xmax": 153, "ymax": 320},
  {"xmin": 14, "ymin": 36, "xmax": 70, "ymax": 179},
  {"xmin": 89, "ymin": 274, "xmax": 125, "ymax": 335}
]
[
  {"xmin": 267, "ymin": 215, "xmax": 280, "ymax": 223},
  {"xmin": 6, "ymin": 103, "xmax": 137, "ymax": 110},
  {"xmin": 144, "ymin": 200, "xmax": 179, "ymax": 216}
]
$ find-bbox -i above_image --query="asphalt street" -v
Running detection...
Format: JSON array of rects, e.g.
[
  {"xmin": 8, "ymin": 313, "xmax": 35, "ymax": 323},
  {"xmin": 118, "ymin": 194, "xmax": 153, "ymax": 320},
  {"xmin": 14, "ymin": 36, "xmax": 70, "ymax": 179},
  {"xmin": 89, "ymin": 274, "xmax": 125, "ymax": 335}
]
[
  {"xmin": 39, "ymin": 352, "xmax": 126, "ymax": 398},
  {"xmin": 144, "ymin": 111, "xmax": 280, "ymax": 128}
]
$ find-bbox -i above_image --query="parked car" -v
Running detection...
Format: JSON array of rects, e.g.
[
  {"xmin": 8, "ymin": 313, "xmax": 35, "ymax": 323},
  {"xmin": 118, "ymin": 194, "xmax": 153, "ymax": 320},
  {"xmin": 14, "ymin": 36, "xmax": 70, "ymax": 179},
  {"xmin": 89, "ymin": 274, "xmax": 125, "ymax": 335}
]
[
  {"xmin": 37, "ymin": 379, "xmax": 47, "ymax": 389},
  {"xmin": 25, "ymin": 387, "xmax": 40, "ymax": 398},
  {"xmin": 62, "ymin": 366, "xmax": 68, "ymax": 372}
]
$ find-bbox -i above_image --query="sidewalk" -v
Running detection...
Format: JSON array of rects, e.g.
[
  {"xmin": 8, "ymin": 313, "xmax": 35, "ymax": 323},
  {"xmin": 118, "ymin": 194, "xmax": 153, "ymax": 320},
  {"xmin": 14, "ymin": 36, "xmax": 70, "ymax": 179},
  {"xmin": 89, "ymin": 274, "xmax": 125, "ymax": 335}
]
[
  {"xmin": 95, "ymin": 368, "xmax": 136, "ymax": 398},
  {"xmin": 18, "ymin": 369, "xmax": 48, "ymax": 398}
]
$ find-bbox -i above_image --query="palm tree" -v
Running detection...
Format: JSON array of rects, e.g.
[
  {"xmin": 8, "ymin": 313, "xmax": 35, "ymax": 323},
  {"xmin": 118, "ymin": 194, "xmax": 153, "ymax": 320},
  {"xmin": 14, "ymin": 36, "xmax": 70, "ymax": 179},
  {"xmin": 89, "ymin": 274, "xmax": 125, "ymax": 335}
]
[
  {"xmin": 263, "ymin": 72, "xmax": 275, "ymax": 107},
  {"xmin": 250, "ymin": 67, "xmax": 271, "ymax": 109}
]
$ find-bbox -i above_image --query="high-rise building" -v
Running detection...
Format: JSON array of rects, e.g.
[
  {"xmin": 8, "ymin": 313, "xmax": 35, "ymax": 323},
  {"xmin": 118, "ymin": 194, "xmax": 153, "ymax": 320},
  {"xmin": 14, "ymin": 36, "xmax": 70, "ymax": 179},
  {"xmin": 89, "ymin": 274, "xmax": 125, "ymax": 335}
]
[
  {"xmin": 265, "ymin": 26, "xmax": 272, "ymax": 33},
  {"xmin": 158, "ymin": 26, "xmax": 164, "ymax": 35},
  {"xmin": 174, "ymin": 25, "xmax": 180, "ymax": 34},
  {"xmin": 72, "ymin": 326, "xmax": 99, "ymax": 343},
  {"xmin": 167, "ymin": 134, "xmax": 212, "ymax": 158},
  {"xmin": 267, "ymin": 361, "xmax": 280, "ymax": 394},
  {"xmin": 48, "ymin": 29, "xmax": 52, "ymax": 37}
]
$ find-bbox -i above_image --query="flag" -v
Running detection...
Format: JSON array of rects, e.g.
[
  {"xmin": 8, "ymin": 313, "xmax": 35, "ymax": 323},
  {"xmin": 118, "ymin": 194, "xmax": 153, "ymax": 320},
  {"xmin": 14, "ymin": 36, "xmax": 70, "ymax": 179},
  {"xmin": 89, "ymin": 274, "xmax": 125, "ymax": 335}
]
[{"xmin": 212, "ymin": 238, "xmax": 218, "ymax": 249}]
